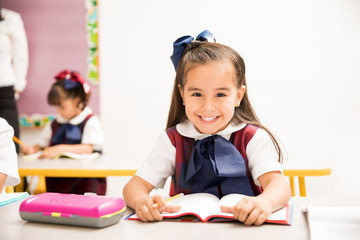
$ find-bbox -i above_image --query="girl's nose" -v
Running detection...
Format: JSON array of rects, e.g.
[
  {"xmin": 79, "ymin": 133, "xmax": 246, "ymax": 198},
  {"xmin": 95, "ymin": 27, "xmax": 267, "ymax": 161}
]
[{"xmin": 201, "ymin": 97, "xmax": 216, "ymax": 111}]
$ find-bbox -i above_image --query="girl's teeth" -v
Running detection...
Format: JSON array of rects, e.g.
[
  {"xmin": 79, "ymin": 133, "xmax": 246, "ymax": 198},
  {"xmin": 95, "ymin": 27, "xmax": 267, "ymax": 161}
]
[{"xmin": 201, "ymin": 116, "xmax": 216, "ymax": 121}]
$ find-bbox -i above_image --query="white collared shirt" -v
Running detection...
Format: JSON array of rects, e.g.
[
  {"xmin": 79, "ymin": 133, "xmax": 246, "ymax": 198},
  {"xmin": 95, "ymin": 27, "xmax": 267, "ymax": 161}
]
[
  {"xmin": 136, "ymin": 120, "xmax": 283, "ymax": 189},
  {"xmin": 0, "ymin": 9, "xmax": 28, "ymax": 92},
  {"xmin": 37, "ymin": 107, "xmax": 104, "ymax": 151},
  {"xmin": 0, "ymin": 117, "xmax": 20, "ymax": 191}
]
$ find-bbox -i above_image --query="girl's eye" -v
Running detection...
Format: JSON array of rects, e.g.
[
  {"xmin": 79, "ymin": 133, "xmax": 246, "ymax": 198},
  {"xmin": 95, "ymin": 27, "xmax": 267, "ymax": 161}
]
[
  {"xmin": 216, "ymin": 93, "xmax": 226, "ymax": 97},
  {"xmin": 192, "ymin": 92, "xmax": 202, "ymax": 97}
]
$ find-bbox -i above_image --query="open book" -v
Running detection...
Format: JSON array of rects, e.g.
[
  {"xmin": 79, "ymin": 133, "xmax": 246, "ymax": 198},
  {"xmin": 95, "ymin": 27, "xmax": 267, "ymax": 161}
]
[
  {"xmin": 22, "ymin": 151, "xmax": 100, "ymax": 160},
  {"xmin": 126, "ymin": 193, "xmax": 293, "ymax": 225}
]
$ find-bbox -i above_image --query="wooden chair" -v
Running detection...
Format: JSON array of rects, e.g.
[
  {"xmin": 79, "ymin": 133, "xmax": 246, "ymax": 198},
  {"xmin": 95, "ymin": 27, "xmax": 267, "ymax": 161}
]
[{"xmin": 283, "ymin": 168, "xmax": 331, "ymax": 197}]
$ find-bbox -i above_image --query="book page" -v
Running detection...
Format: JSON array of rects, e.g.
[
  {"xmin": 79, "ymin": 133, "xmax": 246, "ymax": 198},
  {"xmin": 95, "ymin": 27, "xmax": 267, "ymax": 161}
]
[
  {"xmin": 22, "ymin": 152, "xmax": 42, "ymax": 160},
  {"xmin": 60, "ymin": 152, "xmax": 100, "ymax": 160},
  {"xmin": 208, "ymin": 193, "xmax": 246, "ymax": 218},
  {"xmin": 22, "ymin": 151, "xmax": 99, "ymax": 160},
  {"xmin": 211, "ymin": 194, "xmax": 290, "ymax": 223},
  {"xmin": 266, "ymin": 205, "xmax": 289, "ymax": 222},
  {"xmin": 160, "ymin": 193, "xmax": 221, "ymax": 221}
]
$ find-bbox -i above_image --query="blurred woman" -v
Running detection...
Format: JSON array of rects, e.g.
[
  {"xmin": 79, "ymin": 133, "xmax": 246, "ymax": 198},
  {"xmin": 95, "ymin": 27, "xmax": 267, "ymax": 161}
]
[{"xmin": 0, "ymin": 6, "xmax": 28, "ymax": 153}]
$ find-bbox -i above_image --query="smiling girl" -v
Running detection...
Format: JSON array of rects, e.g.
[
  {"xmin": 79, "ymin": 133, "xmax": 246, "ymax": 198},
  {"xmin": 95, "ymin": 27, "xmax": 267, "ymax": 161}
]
[{"xmin": 123, "ymin": 30, "xmax": 290, "ymax": 225}]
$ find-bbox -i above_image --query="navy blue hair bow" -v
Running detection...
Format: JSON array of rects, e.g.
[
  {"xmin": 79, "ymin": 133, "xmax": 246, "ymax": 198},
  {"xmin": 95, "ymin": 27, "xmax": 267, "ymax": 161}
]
[{"xmin": 170, "ymin": 30, "xmax": 216, "ymax": 70}]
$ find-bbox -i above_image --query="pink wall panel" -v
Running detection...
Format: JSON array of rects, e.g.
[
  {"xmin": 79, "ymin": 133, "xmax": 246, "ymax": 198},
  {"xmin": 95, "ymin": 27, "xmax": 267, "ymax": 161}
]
[{"xmin": 3, "ymin": 0, "xmax": 100, "ymax": 115}]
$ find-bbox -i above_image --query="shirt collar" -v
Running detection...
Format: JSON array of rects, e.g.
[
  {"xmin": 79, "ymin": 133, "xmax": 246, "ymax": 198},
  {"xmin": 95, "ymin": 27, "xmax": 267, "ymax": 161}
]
[
  {"xmin": 176, "ymin": 119, "xmax": 246, "ymax": 141},
  {"xmin": 55, "ymin": 106, "xmax": 93, "ymax": 125}
]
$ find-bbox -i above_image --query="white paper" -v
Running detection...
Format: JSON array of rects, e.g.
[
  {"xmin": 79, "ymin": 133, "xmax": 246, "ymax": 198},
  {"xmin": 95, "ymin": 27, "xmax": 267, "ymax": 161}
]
[{"xmin": 304, "ymin": 206, "xmax": 360, "ymax": 240}]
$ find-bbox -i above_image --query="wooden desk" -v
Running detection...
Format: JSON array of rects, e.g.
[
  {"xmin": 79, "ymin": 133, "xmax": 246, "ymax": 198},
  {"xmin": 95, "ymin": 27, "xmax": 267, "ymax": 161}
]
[
  {"xmin": 18, "ymin": 156, "xmax": 137, "ymax": 177},
  {"xmin": 2, "ymin": 196, "xmax": 359, "ymax": 240},
  {"xmin": 16, "ymin": 156, "xmax": 137, "ymax": 194}
]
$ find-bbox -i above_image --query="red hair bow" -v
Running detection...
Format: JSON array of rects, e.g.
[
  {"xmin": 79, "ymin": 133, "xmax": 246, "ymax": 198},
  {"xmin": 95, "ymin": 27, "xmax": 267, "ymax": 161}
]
[{"xmin": 54, "ymin": 70, "xmax": 91, "ymax": 94}]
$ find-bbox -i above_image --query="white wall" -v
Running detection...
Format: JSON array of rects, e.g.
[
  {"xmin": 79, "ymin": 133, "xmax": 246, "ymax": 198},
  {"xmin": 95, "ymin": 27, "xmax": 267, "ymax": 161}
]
[{"xmin": 99, "ymin": 0, "xmax": 360, "ymax": 196}]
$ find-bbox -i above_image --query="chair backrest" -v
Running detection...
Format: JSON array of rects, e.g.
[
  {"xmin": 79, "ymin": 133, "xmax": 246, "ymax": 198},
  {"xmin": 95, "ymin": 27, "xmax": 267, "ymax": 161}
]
[{"xmin": 283, "ymin": 168, "xmax": 331, "ymax": 197}]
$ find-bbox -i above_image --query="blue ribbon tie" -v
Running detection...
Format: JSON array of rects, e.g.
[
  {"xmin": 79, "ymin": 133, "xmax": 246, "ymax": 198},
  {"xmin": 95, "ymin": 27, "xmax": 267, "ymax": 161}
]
[
  {"xmin": 185, "ymin": 135, "xmax": 254, "ymax": 197},
  {"xmin": 51, "ymin": 124, "xmax": 82, "ymax": 145}
]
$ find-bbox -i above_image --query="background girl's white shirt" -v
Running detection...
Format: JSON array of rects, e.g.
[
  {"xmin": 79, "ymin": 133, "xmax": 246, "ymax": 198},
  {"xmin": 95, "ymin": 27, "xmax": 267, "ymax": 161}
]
[
  {"xmin": 0, "ymin": 118, "xmax": 20, "ymax": 191},
  {"xmin": 136, "ymin": 120, "xmax": 282, "ymax": 189},
  {"xmin": 37, "ymin": 106, "xmax": 104, "ymax": 151},
  {"xmin": 0, "ymin": 8, "xmax": 28, "ymax": 92}
]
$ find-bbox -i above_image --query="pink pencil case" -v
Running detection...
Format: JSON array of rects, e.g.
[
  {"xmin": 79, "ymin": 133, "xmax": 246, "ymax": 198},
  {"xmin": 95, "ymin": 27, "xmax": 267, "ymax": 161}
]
[{"xmin": 19, "ymin": 193, "xmax": 126, "ymax": 228}]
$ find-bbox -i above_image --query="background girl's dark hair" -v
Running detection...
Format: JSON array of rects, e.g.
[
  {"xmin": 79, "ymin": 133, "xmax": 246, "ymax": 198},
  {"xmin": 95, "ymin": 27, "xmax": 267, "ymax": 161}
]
[
  {"xmin": 48, "ymin": 80, "xmax": 90, "ymax": 110},
  {"xmin": 166, "ymin": 41, "xmax": 283, "ymax": 163},
  {"xmin": 0, "ymin": 6, "xmax": 4, "ymax": 21}
]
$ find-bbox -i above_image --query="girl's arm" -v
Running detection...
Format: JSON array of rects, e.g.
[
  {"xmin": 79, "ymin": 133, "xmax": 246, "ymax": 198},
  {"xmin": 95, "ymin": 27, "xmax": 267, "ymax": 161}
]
[
  {"xmin": 123, "ymin": 175, "xmax": 180, "ymax": 222},
  {"xmin": 0, "ymin": 172, "xmax": 7, "ymax": 193},
  {"xmin": 38, "ymin": 144, "xmax": 93, "ymax": 159},
  {"xmin": 220, "ymin": 171, "xmax": 291, "ymax": 225}
]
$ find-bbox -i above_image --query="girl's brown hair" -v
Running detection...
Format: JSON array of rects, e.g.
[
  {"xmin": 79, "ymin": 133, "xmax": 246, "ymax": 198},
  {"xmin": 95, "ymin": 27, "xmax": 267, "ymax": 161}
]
[
  {"xmin": 166, "ymin": 41, "xmax": 283, "ymax": 163},
  {"xmin": 47, "ymin": 80, "xmax": 90, "ymax": 110}
]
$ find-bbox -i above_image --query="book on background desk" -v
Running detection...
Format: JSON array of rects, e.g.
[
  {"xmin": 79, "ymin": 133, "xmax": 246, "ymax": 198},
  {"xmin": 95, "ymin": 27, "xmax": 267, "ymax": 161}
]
[
  {"xmin": 126, "ymin": 193, "xmax": 293, "ymax": 225},
  {"xmin": 22, "ymin": 151, "xmax": 100, "ymax": 160},
  {"xmin": 0, "ymin": 192, "xmax": 29, "ymax": 207}
]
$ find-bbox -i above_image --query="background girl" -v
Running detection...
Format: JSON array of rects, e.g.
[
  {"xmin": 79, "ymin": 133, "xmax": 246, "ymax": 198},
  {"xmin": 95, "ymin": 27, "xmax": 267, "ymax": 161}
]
[
  {"xmin": 123, "ymin": 30, "xmax": 291, "ymax": 225},
  {"xmin": 21, "ymin": 70, "xmax": 106, "ymax": 195}
]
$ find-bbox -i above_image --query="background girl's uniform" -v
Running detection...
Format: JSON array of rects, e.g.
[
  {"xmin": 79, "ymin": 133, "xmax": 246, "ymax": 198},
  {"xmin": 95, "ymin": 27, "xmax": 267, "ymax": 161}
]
[
  {"xmin": 0, "ymin": 117, "xmax": 21, "ymax": 193},
  {"xmin": 37, "ymin": 106, "xmax": 105, "ymax": 194},
  {"xmin": 38, "ymin": 107, "xmax": 103, "ymax": 152},
  {"xmin": 0, "ymin": 8, "xmax": 28, "ymax": 153},
  {"xmin": 136, "ymin": 120, "xmax": 282, "ymax": 196}
]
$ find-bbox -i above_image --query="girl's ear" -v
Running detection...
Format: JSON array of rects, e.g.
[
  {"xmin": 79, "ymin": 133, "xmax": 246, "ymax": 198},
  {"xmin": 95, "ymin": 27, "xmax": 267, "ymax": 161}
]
[
  {"xmin": 78, "ymin": 102, "xmax": 84, "ymax": 110},
  {"xmin": 236, "ymin": 85, "xmax": 246, "ymax": 107},
  {"xmin": 74, "ymin": 97, "xmax": 83, "ymax": 109}
]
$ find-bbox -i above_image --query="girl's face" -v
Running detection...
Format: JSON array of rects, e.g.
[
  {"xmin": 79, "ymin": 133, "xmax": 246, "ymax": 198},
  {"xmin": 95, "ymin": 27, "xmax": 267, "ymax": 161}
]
[
  {"xmin": 180, "ymin": 61, "xmax": 245, "ymax": 134},
  {"xmin": 55, "ymin": 97, "xmax": 82, "ymax": 120}
]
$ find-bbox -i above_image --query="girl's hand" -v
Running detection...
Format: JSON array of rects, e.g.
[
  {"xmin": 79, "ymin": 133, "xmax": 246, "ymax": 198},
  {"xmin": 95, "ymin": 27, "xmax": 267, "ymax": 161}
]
[
  {"xmin": 135, "ymin": 195, "xmax": 181, "ymax": 222},
  {"xmin": 220, "ymin": 196, "xmax": 273, "ymax": 226},
  {"xmin": 39, "ymin": 145, "xmax": 65, "ymax": 159},
  {"xmin": 21, "ymin": 145, "xmax": 39, "ymax": 155}
]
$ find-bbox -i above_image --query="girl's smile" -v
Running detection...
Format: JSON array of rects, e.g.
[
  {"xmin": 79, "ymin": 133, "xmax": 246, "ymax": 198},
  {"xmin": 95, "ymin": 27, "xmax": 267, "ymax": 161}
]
[
  {"xmin": 180, "ymin": 61, "xmax": 245, "ymax": 134},
  {"xmin": 199, "ymin": 115, "xmax": 219, "ymax": 123}
]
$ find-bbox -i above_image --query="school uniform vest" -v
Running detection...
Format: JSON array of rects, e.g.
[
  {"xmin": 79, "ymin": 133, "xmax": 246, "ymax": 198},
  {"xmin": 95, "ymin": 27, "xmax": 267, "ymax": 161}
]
[
  {"xmin": 46, "ymin": 114, "xmax": 107, "ymax": 195},
  {"xmin": 166, "ymin": 124, "xmax": 262, "ymax": 198}
]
